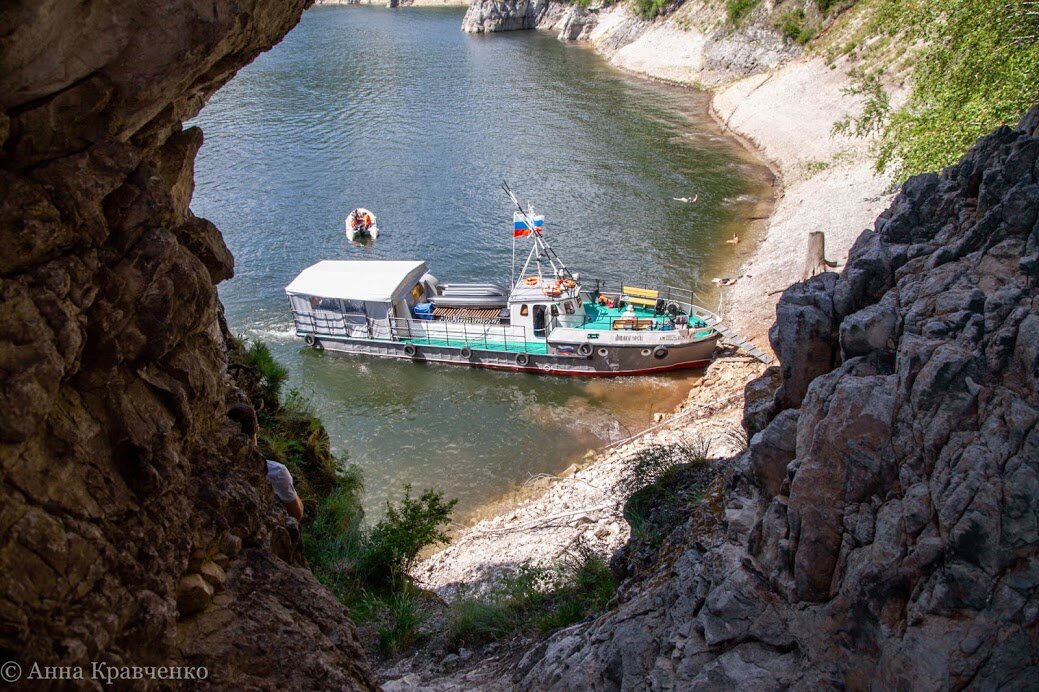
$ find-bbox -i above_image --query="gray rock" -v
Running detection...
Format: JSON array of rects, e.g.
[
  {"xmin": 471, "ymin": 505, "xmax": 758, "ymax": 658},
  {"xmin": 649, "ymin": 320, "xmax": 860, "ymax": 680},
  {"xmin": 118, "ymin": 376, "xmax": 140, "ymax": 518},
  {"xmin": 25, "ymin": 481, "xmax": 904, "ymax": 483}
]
[
  {"xmin": 513, "ymin": 105, "xmax": 1039, "ymax": 691},
  {"xmin": 748, "ymin": 408, "xmax": 798, "ymax": 499}
]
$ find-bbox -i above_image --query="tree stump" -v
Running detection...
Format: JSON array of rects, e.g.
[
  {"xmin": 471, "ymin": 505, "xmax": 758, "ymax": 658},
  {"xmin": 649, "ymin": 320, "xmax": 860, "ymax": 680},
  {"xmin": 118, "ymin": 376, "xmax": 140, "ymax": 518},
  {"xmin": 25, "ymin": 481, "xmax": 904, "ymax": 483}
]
[{"xmin": 803, "ymin": 231, "xmax": 836, "ymax": 280}]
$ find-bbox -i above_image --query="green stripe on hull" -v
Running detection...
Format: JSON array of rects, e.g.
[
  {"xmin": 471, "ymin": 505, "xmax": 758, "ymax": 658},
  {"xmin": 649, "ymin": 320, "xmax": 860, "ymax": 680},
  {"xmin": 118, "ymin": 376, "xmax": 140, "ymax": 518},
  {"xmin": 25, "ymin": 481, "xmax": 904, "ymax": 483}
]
[{"xmin": 399, "ymin": 336, "xmax": 550, "ymax": 355}]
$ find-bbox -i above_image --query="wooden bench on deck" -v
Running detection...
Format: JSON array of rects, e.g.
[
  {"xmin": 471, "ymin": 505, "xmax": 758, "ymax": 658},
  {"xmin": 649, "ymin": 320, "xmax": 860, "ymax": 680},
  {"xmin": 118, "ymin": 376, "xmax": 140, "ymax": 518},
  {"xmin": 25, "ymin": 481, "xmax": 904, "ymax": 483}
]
[
  {"xmin": 612, "ymin": 318, "xmax": 656, "ymax": 331},
  {"xmin": 622, "ymin": 286, "xmax": 659, "ymax": 309}
]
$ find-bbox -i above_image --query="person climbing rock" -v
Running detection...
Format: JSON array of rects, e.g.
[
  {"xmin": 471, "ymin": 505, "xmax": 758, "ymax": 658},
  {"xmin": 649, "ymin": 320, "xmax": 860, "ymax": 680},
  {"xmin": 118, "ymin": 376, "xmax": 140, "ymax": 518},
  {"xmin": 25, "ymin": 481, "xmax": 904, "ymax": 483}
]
[{"xmin": 227, "ymin": 403, "xmax": 305, "ymax": 521}]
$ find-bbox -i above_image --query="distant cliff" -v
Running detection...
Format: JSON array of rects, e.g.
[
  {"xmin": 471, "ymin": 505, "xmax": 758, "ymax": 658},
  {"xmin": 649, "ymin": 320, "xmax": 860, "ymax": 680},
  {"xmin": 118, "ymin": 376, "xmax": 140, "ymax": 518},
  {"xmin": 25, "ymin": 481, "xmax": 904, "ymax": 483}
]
[
  {"xmin": 461, "ymin": 0, "xmax": 796, "ymax": 85},
  {"xmin": 515, "ymin": 105, "xmax": 1039, "ymax": 688}
]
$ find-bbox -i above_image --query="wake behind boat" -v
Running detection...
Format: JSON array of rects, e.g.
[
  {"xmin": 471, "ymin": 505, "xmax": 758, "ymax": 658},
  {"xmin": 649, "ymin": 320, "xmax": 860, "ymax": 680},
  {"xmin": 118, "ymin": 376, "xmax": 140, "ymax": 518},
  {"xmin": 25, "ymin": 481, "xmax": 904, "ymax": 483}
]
[{"xmin": 287, "ymin": 191, "xmax": 727, "ymax": 376}]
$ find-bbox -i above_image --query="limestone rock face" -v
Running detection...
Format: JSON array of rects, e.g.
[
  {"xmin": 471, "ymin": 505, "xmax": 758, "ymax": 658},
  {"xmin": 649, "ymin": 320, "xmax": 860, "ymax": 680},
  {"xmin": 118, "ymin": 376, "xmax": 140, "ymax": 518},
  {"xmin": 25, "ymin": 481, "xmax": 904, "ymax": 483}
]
[
  {"xmin": 461, "ymin": 0, "xmax": 560, "ymax": 33},
  {"xmin": 516, "ymin": 108, "xmax": 1039, "ymax": 689},
  {"xmin": 0, "ymin": 1, "xmax": 376, "ymax": 686}
]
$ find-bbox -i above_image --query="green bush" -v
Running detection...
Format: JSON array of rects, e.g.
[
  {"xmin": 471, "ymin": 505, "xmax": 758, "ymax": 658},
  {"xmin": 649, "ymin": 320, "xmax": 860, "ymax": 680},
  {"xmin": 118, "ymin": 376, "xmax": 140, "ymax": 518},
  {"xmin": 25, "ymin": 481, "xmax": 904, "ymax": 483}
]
[
  {"xmin": 448, "ymin": 599, "xmax": 517, "ymax": 645},
  {"xmin": 839, "ymin": 0, "xmax": 1039, "ymax": 181},
  {"xmin": 816, "ymin": 0, "xmax": 841, "ymax": 13},
  {"xmin": 304, "ymin": 481, "xmax": 366, "ymax": 601},
  {"xmin": 239, "ymin": 339, "xmax": 288, "ymax": 407},
  {"xmin": 356, "ymin": 485, "xmax": 457, "ymax": 591},
  {"xmin": 777, "ymin": 9, "xmax": 815, "ymax": 44},
  {"xmin": 225, "ymin": 336, "xmax": 457, "ymax": 659},
  {"xmin": 448, "ymin": 545, "xmax": 616, "ymax": 648},
  {"xmin": 725, "ymin": 0, "xmax": 759, "ymax": 24},
  {"xmin": 633, "ymin": 0, "xmax": 668, "ymax": 19},
  {"xmin": 615, "ymin": 436, "xmax": 712, "ymax": 497}
]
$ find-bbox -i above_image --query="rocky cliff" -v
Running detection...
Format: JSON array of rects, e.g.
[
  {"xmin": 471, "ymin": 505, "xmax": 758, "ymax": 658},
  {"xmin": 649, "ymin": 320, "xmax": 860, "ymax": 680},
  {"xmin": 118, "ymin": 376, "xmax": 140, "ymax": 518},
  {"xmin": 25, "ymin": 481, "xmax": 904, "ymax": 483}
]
[
  {"xmin": 512, "ymin": 108, "xmax": 1039, "ymax": 689},
  {"xmin": 0, "ymin": 1, "xmax": 375, "ymax": 687},
  {"xmin": 461, "ymin": 0, "xmax": 795, "ymax": 87}
]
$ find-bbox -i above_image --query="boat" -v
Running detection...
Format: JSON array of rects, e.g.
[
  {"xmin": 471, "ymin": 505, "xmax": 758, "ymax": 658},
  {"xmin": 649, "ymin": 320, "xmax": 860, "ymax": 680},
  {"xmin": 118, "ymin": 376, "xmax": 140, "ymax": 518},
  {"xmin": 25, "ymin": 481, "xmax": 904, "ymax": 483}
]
[
  {"xmin": 286, "ymin": 192, "xmax": 722, "ymax": 376},
  {"xmin": 345, "ymin": 208, "xmax": 379, "ymax": 241}
]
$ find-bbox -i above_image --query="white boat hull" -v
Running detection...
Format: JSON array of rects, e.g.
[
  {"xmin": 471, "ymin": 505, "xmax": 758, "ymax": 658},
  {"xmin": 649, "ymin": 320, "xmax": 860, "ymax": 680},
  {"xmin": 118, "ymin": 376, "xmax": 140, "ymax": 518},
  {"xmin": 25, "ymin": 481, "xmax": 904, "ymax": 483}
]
[{"xmin": 299, "ymin": 332, "xmax": 720, "ymax": 377}]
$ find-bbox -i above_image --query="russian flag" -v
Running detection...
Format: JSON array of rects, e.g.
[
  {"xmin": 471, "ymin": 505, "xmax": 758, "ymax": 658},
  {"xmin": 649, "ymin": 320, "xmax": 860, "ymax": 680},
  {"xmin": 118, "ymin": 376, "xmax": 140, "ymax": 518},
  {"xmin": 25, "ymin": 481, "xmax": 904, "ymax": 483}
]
[{"xmin": 513, "ymin": 213, "xmax": 544, "ymax": 237}]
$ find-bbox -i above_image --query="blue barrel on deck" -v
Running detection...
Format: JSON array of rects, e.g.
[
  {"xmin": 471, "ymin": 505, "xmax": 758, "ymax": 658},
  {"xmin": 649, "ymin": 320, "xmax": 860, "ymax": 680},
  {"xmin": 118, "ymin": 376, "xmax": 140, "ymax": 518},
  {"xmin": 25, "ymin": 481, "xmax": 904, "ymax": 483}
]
[{"xmin": 413, "ymin": 302, "xmax": 434, "ymax": 320}]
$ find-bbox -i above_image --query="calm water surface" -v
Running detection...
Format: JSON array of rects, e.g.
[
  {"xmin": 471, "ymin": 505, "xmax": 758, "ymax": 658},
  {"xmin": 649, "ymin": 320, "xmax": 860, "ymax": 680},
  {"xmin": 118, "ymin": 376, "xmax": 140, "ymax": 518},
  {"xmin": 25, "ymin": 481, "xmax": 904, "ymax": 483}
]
[{"xmin": 191, "ymin": 6, "xmax": 770, "ymax": 517}]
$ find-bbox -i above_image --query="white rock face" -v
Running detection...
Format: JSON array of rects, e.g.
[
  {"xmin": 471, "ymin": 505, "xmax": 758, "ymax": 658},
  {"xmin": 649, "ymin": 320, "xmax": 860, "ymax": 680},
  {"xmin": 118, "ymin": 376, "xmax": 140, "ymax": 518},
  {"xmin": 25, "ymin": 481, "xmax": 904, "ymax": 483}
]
[{"xmin": 461, "ymin": 0, "xmax": 557, "ymax": 33}]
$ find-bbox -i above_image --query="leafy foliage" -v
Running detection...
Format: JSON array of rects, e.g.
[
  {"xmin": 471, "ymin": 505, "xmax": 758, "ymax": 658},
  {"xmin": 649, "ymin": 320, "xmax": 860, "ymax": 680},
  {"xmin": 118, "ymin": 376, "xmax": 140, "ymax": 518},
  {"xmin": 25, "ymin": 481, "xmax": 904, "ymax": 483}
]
[
  {"xmin": 777, "ymin": 9, "xmax": 816, "ymax": 44},
  {"xmin": 615, "ymin": 436, "xmax": 712, "ymax": 497},
  {"xmin": 238, "ymin": 339, "xmax": 288, "ymax": 407},
  {"xmin": 726, "ymin": 0, "xmax": 760, "ymax": 24},
  {"xmin": 226, "ymin": 336, "xmax": 457, "ymax": 659},
  {"xmin": 633, "ymin": 0, "xmax": 669, "ymax": 19},
  {"xmin": 375, "ymin": 591, "xmax": 425, "ymax": 657},
  {"xmin": 447, "ymin": 544, "xmax": 616, "ymax": 648},
  {"xmin": 356, "ymin": 485, "xmax": 457, "ymax": 591},
  {"xmin": 840, "ymin": 0, "xmax": 1039, "ymax": 180}
]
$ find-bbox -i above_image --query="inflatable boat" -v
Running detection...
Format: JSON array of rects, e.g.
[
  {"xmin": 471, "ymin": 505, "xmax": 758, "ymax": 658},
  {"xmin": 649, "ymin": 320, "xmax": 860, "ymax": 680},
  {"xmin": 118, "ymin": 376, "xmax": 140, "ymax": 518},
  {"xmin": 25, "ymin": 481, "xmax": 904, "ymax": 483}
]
[{"xmin": 345, "ymin": 208, "xmax": 379, "ymax": 241}]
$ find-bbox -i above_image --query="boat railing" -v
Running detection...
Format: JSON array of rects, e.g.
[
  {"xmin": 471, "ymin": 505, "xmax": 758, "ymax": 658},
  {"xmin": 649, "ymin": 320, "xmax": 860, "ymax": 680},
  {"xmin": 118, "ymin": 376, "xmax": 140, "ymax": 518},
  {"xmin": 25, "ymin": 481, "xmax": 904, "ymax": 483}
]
[
  {"xmin": 585, "ymin": 283, "xmax": 719, "ymax": 313},
  {"xmin": 387, "ymin": 315, "xmax": 542, "ymax": 353},
  {"xmin": 291, "ymin": 308, "xmax": 375, "ymax": 338}
]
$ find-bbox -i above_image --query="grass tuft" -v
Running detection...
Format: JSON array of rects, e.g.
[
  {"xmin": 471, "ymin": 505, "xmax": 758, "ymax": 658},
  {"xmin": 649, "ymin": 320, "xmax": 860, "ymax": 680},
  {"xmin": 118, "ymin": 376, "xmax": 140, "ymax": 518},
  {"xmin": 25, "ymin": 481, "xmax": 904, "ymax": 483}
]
[{"xmin": 447, "ymin": 544, "xmax": 616, "ymax": 648}]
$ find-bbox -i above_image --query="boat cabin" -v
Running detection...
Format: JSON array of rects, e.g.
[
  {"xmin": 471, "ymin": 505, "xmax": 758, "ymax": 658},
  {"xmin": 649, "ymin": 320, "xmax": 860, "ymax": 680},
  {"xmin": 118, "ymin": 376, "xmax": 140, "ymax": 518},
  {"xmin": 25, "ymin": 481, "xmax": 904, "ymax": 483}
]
[
  {"xmin": 506, "ymin": 278, "xmax": 584, "ymax": 337},
  {"xmin": 286, "ymin": 260, "xmax": 429, "ymax": 338}
]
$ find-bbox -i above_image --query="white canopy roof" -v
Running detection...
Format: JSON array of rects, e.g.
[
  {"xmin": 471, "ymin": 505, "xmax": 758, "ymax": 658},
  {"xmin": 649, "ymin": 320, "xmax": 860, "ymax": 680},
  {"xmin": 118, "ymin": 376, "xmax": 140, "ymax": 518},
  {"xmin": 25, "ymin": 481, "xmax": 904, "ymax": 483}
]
[{"xmin": 285, "ymin": 260, "xmax": 428, "ymax": 302}]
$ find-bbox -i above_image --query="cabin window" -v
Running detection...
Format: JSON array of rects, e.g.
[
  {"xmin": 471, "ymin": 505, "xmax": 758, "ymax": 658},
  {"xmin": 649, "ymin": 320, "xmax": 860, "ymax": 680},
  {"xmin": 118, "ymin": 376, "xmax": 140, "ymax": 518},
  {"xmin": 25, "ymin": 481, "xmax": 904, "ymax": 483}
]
[
  {"xmin": 564, "ymin": 301, "xmax": 575, "ymax": 315},
  {"xmin": 315, "ymin": 297, "xmax": 342, "ymax": 312},
  {"xmin": 342, "ymin": 300, "xmax": 365, "ymax": 315},
  {"xmin": 550, "ymin": 305, "xmax": 559, "ymax": 317},
  {"xmin": 520, "ymin": 304, "xmax": 529, "ymax": 316}
]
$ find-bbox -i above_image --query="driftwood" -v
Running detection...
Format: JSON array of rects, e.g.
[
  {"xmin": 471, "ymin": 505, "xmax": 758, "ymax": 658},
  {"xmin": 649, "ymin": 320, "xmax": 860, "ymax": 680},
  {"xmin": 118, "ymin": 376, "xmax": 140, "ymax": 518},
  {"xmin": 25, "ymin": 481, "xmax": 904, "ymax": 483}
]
[{"xmin": 803, "ymin": 231, "xmax": 838, "ymax": 280}]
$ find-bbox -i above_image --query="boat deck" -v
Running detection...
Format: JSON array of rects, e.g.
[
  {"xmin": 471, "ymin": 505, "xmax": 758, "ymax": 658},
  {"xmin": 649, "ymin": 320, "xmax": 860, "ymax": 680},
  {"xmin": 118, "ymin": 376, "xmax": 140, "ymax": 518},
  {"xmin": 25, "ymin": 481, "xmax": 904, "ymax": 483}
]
[
  {"xmin": 579, "ymin": 303, "xmax": 665, "ymax": 330},
  {"xmin": 578, "ymin": 302, "xmax": 715, "ymax": 338}
]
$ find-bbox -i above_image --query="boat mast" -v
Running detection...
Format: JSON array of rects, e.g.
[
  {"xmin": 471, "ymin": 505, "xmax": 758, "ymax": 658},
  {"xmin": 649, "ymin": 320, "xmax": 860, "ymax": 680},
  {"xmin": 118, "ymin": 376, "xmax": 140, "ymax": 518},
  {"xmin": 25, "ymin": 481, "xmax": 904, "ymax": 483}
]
[{"xmin": 502, "ymin": 181, "xmax": 576, "ymax": 284}]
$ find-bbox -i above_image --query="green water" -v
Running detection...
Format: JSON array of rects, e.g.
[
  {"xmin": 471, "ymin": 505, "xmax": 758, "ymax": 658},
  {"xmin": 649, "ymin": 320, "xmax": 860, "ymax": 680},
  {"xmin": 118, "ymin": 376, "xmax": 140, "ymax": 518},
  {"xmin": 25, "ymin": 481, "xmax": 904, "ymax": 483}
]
[{"xmin": 190, "ymin": 6, "xmax": 771, "ymax": 518}]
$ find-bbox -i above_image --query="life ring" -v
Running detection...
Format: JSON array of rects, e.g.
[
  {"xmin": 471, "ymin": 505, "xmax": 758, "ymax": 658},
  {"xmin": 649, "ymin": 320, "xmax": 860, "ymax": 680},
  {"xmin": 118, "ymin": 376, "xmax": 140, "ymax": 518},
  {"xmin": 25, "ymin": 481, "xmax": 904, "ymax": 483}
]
[
  {"xmin": 524, "ymin": 277, "xmax": 539, "ymax": 286},
  {"xmin": 304, "ymin": 334, "xmax": 316, "ymax": 347},
  {"xmin": 403, "ymin": 344, "xmax": 417, "ymax": 357},
  {"xmin": 597, "ymin": 347, "xmax": 609, "ymax": 358},
  {"xmin": 561, "ymin": 279, "xmax": 576, "ymax": 289},
  {"xmin": 544, "ymin": 285, "xmax": 561, "ymax": 297},
  {"xmin": 577, "ymin": 343, "xmax": 593, "ymax": 357},
  {"xmin": 641, "ymin": 348, "xmax": 652, "ymax": 357},
  {"xmin": 460, "ymin": 346, "xmax": 473, "ymax": 359},
  {"xmin": 516, "ymin": 353, "xmax": 530, "ymax": 367},
  {"xmin": 653, "ymin": 346, "xmax": 668, "ymax": 360}
]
